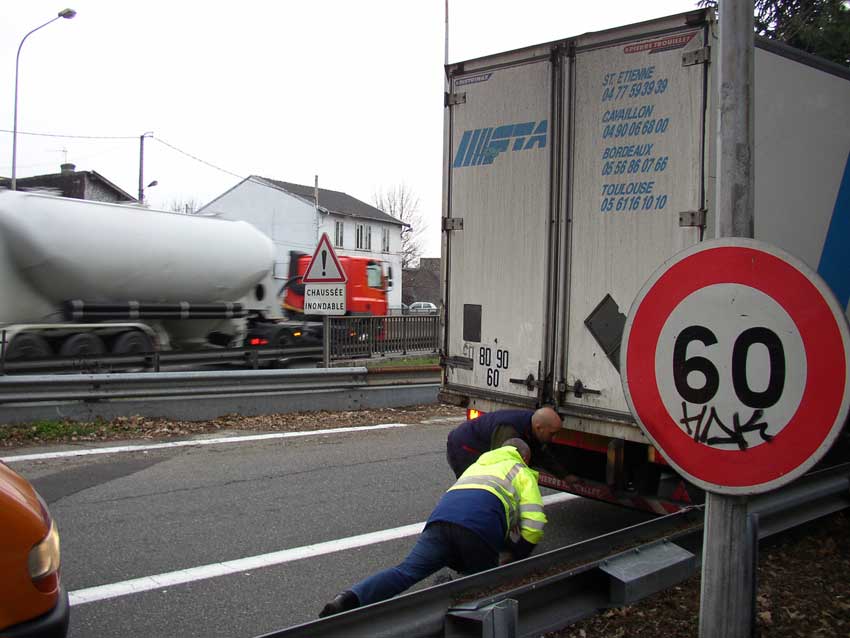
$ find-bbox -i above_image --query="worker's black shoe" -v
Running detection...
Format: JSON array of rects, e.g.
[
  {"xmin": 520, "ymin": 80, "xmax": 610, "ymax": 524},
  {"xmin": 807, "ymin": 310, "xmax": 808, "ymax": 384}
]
[{"xmin": 319, "ymin": 591, "xmax": 359, "ymax": 618}]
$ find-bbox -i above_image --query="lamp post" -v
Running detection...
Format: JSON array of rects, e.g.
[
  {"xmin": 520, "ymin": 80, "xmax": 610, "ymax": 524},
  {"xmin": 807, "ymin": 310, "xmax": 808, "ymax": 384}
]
[{"xmin": 11, "ymin": 8, "xmax": 76, "ymax": 191}]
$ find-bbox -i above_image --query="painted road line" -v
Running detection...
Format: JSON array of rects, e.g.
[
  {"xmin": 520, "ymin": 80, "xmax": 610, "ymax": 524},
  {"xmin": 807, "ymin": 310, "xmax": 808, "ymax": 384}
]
[
  {"xmin": 1, "ymin": 423, "xmax": 413, "ymax": 463},
  {"xmin": 68, "ymin": 492, "xmax": 577, "ymax": 606}
]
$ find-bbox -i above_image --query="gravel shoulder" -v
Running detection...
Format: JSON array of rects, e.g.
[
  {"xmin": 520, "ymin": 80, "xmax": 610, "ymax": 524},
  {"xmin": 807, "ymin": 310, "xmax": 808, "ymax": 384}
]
[{"xmin": 0, "ymin": 404, "xmax": 468, "ymax": 449}]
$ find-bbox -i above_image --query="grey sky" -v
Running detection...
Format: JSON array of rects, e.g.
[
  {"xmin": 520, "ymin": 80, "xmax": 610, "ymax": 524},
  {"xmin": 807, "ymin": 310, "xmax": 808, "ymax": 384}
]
[{"xmin": 1, "ymin": 0, "xmax": 699, "ymax": 258}]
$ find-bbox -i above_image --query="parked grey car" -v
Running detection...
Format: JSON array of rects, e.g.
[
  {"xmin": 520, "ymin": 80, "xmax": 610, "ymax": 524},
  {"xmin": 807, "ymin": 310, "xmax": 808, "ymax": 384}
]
[{"xmin": 408, "ymin": 301, "xmax": 438, "ymax": 315}]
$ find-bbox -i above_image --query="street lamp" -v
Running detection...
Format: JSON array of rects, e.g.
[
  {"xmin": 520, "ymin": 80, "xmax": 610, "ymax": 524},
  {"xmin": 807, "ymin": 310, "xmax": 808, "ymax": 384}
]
[{"xmin": 11, "ymin": 8, "xmax": 76, "ymax": 191}]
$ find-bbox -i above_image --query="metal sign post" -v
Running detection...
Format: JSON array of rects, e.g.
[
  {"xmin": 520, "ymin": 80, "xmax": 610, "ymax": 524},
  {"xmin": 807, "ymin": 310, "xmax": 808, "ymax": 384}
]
[{"xmin": 705, "ymin": 2, "xmax": 755, "ymax": 635}]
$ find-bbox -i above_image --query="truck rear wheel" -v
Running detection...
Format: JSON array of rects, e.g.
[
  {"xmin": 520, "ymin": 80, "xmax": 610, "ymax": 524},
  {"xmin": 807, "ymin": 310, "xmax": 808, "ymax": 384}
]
[
  {"xmin": 58, "ymin": 333, "xmax": 106, "ymax": 357},
  {"xmin": 267, "ymin": 327, "xmax": 293, "ymax": 348},
  {"xmin": 111, "ymin": 331, "xmax": 153, "ymax": 354},
  {"xmin": 5, "ymin": 333, "xmax": 52, "ymax": 361}
]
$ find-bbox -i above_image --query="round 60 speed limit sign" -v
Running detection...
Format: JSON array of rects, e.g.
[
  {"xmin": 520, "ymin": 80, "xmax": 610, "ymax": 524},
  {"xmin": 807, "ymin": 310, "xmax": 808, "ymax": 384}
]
[{"xmin": 621, "ymin": 238, "xmax": 850, "ymax": 495}]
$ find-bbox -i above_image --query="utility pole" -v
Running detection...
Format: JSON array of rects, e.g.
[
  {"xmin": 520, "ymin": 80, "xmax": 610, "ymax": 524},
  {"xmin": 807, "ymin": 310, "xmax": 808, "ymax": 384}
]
[{"xmin": 138, "ymin": 132, "xmax": 153, "ymax": 204}]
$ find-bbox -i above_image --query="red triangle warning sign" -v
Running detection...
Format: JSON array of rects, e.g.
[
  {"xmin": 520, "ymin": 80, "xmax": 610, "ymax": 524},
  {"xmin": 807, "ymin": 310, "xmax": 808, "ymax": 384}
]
[{"xmin": 302, "ymin": 233, "xmax": 348, "ymax": 283}]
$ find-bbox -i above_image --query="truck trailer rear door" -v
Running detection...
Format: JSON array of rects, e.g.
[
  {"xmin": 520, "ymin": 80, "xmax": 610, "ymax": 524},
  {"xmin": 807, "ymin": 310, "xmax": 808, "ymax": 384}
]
[
  {"xmin": 443, "ymin": 48, "xmax": 556, "ymax": 408},
  {"xmin": 560, "ymin": 20, "xmax": 709, "ymax": 420}
]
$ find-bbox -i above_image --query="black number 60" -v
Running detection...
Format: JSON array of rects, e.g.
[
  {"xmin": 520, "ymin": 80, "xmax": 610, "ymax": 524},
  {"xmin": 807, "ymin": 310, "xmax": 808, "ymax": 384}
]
[{"xmin": 673, "ymin": 325, "xmax": 786, "ymax": 408}]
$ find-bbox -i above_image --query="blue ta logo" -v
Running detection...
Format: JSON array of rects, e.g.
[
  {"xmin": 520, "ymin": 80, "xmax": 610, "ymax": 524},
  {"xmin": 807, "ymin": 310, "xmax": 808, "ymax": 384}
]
[{"xmin": 453, "ymin": 120, "xmax": 548, "ymax": 168}]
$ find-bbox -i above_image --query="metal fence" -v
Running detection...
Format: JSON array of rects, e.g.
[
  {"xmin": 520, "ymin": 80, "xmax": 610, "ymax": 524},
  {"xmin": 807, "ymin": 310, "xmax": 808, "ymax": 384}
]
[
  {"xmin": 0, "ymin": 315, "xmax": 439, "ymax": 374},
  {"xmin": 327, "ymin": 315, "xmax": 439, "ymax": 361}
]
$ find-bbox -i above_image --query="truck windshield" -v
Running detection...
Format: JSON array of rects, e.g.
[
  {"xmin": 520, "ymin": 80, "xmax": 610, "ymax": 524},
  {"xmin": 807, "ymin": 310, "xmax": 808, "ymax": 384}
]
[{"xmin": 366, "ymin": 263, "xmax": 383, "ymax": 289}]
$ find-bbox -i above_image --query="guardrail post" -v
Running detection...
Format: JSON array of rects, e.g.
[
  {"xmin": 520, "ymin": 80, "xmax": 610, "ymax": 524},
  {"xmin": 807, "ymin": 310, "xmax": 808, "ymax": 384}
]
[
  {"xmin": 446, "ymin": 598, "xmax": 518, "ymax": 638},
  {"xmin": 1, "ymin": 329, "xmax": 6, "ymax": 376},
  {"xmin": 323, "ymin": 316, "xmax": 331, "ymax": 368},
  {"xmin": 434, "ymin": 315, "xmax": 439, "ymax": 352},
  {"xmin": 402, "ymin": 316, "xmax": 408, "ymax": 355}
]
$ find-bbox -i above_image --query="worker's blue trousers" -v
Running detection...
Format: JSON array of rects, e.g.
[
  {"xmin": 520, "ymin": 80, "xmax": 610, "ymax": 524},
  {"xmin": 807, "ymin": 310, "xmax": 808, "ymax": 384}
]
[{"xmin": 350, "ymin": 521, "xmax": 498, "ymax": 606}]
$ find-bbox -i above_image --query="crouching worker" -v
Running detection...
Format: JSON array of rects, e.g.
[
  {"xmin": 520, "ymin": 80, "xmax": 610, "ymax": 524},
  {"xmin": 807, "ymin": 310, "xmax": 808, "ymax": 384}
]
[{"xmin": 319, "ymin": 439, "xmax": 547, "ymax": 617}]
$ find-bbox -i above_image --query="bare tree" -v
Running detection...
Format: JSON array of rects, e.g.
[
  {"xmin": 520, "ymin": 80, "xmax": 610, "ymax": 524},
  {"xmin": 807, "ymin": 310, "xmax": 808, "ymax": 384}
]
[
  {"xmin": 373, "ymin": 184, "xmax": 425, "ymax": 268},
  {"xmin": 168, "ymin": 197, "xmax": 202, "ymax": 214}
]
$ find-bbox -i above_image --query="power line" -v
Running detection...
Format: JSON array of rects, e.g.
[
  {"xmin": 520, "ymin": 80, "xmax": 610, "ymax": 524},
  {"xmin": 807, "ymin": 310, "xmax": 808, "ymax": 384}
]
[
  {"xmin": 0, "ymin": 128, "xmax": 247, "ymax": 181},
  {"xmin": 152, "ymin": 136, "xmax": 244, "ymax": 180},
  {"xmin": 0, "ymin": 128, "xmax": 137, "ymax": 140}
]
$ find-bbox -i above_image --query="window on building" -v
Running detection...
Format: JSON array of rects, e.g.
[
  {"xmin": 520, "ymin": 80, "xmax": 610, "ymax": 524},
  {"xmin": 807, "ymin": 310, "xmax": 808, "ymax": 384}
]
[
  {"xmin": 334, "ymin": 220, "xmax": 344, "ymax": 248},
  {"xmin": 356, "ymin": 223, "xmax": 372, "ymax": 250},
  {"xmin": 381, "ymin": 227, "xmax": 390, "ymax": 253}
]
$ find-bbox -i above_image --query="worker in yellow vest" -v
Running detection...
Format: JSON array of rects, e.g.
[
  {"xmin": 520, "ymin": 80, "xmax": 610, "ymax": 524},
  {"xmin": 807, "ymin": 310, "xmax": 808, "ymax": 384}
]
[{"xmin": 319, "ymin": 439, "xmax": 547, "ymax": 617}]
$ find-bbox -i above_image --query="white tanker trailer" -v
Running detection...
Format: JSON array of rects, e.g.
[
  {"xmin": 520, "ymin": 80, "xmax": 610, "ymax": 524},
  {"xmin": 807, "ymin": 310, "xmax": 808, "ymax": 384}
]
[{"xmin": 0, "ymin": 189, "xmax": 287, "ymax": 360}]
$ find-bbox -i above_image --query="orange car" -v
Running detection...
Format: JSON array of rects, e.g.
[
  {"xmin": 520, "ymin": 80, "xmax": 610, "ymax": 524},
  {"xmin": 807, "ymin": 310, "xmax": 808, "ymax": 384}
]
[{"xmin": 0, "ymin": 460, "xmax": 69, "ymax": 637}]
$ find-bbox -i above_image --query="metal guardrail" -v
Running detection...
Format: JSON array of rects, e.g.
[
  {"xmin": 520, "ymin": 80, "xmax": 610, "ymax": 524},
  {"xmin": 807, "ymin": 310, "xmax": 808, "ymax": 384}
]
[
  {"xmin": 258, "ymin": 463, "xmax": 850, "ymax": 638},
  {"xmin": 0, "ymin": 346, "xmax": 324, "ymax": 375},
  {"xmin": 328, "ymin": 315, "xmax": 439, "ymax": 361},
  {"xmin": 0, "ymin": 366, "xmax": 439, "ymax": 404}
]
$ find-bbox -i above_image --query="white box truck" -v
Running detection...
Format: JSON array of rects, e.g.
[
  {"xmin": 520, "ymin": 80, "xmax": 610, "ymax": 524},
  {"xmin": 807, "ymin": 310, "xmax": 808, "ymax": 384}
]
[{"xmin": 439, "ymin": 9, "xmax": 850, "ymax": 512}]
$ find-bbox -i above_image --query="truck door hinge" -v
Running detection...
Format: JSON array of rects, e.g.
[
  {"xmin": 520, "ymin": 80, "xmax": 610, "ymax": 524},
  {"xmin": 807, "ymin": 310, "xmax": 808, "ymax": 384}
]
[
  {"xmin": 445, "ymin": 91, "xmax": 467, "ymax": 107},
  {"xmin": 442, "ymin": 217, "xmax": 464, "ymax": 231},
  {"xmin": 564, "ymin": 379, "xmax": 601, "ymax": 399},
  {"xmin": 679, "ymin": 209, "xmax": 706, "ymax": 228},
  {"xmin": 509, "ymin": 373, "xmax": 541, "ymax": 392},
  {"xmin": 682, "ymin": 46, "xmax": 710, "ymax": 66}
]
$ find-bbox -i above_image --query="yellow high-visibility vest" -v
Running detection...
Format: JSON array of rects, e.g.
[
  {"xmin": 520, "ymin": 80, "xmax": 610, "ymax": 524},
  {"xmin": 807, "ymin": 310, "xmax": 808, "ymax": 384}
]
[{"xmin": 449, "ymin": 445, "xmax": 546, "ymax": 545}]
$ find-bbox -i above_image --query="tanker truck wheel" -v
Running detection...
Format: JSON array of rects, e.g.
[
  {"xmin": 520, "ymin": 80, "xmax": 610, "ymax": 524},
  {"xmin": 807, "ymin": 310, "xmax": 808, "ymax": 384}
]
[
  {"xmin": 58, "ymin": 333, "xmax": 106, "ymax": 357},
  {"xmin": 111, "ymin": 331, "xmax": 153, "ymax": 354},
  {"xmin": 5, "ymin": 333, "xmax": 52, "ymax": 361}
]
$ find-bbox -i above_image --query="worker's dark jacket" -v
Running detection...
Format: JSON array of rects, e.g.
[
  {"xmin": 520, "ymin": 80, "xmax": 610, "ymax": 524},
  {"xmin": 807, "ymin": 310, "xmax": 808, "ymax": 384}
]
[
  {"xmin": 446, "ymin": 409, "xmax": 538, "ymax": 478},
  {"xmin": 448, "ymin": 409, "xmax": 534, "ymax": 457}
]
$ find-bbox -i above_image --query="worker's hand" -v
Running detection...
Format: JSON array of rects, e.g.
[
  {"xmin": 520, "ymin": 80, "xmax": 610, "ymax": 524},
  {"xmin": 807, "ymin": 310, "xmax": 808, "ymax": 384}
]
[{"xmin": 498, "ymin": 552, "xmax": 514, "ymax": 566}]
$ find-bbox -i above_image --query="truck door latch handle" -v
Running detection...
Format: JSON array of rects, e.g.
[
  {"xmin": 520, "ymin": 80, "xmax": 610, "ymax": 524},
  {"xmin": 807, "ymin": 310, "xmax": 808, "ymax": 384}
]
[
  {"xmin": 565, "ymin": 379, "xmax": 601, "ymax": 398},
  {"xmin": 509, "ymin": 374, "xmax": 540, "ymax": 391}
]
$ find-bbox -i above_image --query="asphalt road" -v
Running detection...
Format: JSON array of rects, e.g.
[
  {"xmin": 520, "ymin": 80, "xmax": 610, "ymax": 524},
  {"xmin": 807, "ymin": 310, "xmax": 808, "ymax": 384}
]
[{"xmin": 7, "ymin": 416, "xmax": 654, "ymax": 638}]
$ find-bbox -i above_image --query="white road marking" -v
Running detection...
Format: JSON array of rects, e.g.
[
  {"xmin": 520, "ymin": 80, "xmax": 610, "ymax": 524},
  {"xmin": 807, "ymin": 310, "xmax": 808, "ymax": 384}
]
[
  {"xmin": 1, "ymin": 423, "xmax": 413, "ymax": 463},
  {"xmin": 68, "ymin": 492, "xmax": 577, "ymax": 606}
]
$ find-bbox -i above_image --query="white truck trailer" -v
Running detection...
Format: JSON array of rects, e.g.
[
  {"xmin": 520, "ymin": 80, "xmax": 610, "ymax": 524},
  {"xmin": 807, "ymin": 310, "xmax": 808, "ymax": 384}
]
[
  {"xmin": 0, "ymin": 189, "xmax": 286, "ymax": 361},
  {"xmin": 439, "ymin": 9, "xmax": 850, "ymax": 511}
]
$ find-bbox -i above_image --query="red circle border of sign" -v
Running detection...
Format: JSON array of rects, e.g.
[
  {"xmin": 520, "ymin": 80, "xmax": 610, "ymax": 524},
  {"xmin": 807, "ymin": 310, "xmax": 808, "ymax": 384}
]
[{"xmin": 623, "ymin": 241, "xmax": 849, "ymax": 494}]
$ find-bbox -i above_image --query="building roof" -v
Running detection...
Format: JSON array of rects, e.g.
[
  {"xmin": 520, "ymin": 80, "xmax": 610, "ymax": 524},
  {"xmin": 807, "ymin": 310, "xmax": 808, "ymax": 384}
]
[
  {"xmin": 0, "ymin": 165, "xmax": 136, "ymax": 202},
  {"xmin": 252, "ymin": 176, "xmax": 404, "ymax": 226}
]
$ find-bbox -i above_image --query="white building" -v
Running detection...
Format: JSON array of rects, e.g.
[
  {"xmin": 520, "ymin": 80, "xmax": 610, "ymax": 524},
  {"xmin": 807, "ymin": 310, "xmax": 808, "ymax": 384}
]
[{"xmin": 198, "ymin": 176, "xmax": 405, "ymax": 311}]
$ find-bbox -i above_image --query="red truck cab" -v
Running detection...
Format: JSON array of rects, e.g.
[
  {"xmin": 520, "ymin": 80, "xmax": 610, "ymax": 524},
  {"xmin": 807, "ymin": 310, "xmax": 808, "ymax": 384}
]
[{"xmin": 282, "ymin": 251, "xmax": 390, "ymax": 318}]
